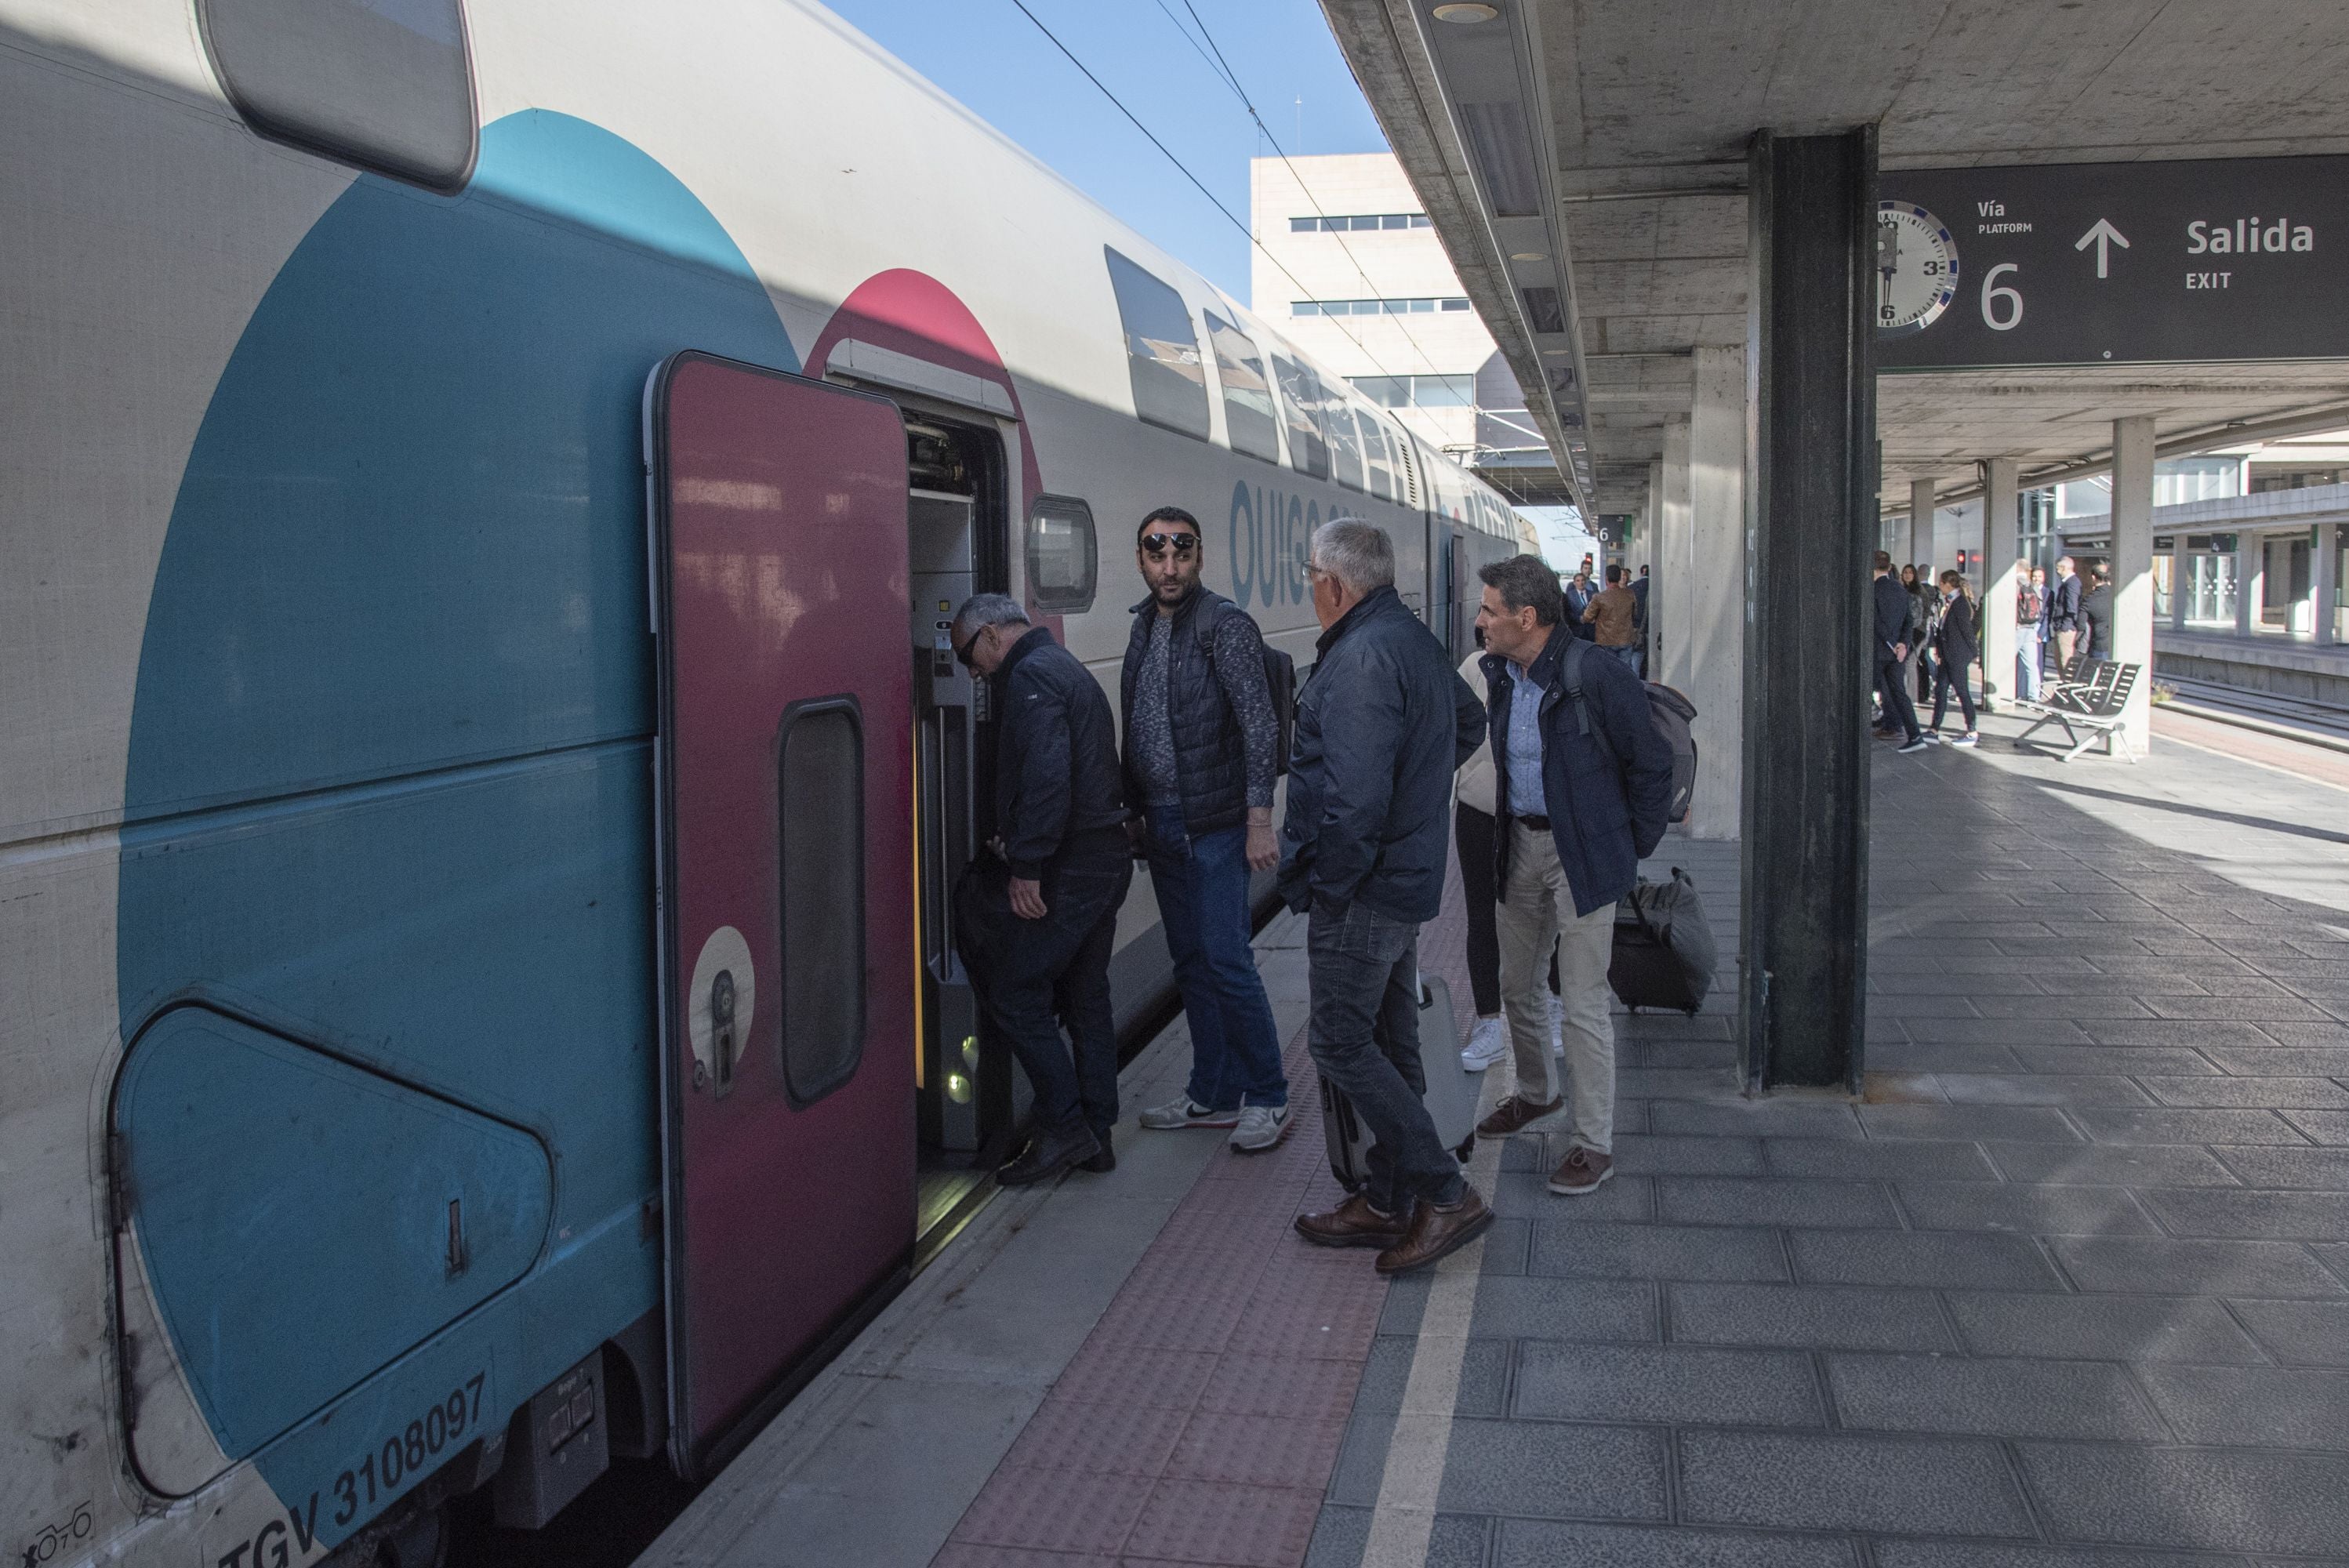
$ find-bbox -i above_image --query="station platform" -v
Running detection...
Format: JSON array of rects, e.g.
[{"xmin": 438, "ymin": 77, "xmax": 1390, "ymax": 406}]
[{"xmin": 640, "ymin": 713, "xmax": 2349, "ymax": 1568}]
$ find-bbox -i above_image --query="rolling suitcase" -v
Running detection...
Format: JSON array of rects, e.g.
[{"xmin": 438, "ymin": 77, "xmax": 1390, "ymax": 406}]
[
  {"xmin": 1607, "ymin": 867, "xmax": 1716, "ymax": 1014},
  {"xmin": 1320, "ymin": 972, "xmax": 1481, "ymax": 1193}
]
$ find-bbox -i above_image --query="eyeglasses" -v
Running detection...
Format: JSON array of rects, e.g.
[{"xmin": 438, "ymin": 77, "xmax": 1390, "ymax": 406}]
[
  {"xmin": 1140, "ymin": 532, "xmax": 1199, "ymax": 557},
  {"xmin": 953, "ymin": 625, "xmax": 985, "ymax": 669}
]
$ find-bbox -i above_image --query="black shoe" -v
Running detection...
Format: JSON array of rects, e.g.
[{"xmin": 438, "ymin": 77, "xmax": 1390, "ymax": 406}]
[
  {"xmin": 1076, "ymin": 1129, "xmax": 1116, "ymax": 1174},
  {"xmin": 997, "ymin": 1125, "xmax": 1102, "ymax": 1186}
]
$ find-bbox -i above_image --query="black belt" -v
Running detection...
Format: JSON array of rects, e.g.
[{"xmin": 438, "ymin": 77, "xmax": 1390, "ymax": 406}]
[{"xmin": 1516, "ymin": 814, "xmax": 1552, "ymax": 832}]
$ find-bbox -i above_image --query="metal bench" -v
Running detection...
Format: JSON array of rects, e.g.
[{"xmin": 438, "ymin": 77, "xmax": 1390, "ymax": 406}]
[{"xmin": 2011, "ymin": 659, "xmax": 2141, "ymax": 762}]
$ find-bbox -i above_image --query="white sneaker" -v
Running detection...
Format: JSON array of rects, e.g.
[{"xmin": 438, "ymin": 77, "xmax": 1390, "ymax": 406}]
[
  {"xmin": 1460, "ymin": 1016, "xmax": 1508, "ymax": 1071},
  {"xmin": 1138, "ymin": 1097, "xmax": 1240, "ymax": 1131},
  {"xmin": 1229, "ymin": 1104, "xmax": 1291, "ymax": 1152}
]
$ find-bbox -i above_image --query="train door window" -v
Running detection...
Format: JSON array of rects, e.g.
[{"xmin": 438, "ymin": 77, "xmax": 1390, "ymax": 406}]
[
  {"xmin": 1363, "ymin": 414, "xmax": 1395, "ymax": 501},
  {"xmin": 1104, "ymin": 248, "xmax": 1209, "ymax": 441},
  {"xmin": 1204, "ymin": 311, "xmax": 1281, "ymax": 464},
  {"xmin": 198, "ymin": 0, "xmax": 477, "ymax": 192},
  {"xmin": 1028, "ymin": 495, "xmax": 1098, "ymax": 613},
  {"xmin": 776, "ymin": 699, "xmax": 866, "ymax": 1105},
  {"xmin": 1329, "ymin": 403, "xmax": 1365, "ymax": 492},
  {"xmin": 1269, "ymin": 353, "xmax": 1331, "ymax": 481}
]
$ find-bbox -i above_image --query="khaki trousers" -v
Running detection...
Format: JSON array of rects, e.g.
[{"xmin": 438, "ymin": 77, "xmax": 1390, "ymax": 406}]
[{"xmin": 1495, "ymin": 819, "xmax": 1617, "ymax": 1152}]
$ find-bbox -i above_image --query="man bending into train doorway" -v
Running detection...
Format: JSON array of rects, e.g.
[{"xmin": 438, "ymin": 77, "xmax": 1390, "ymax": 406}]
[
  {"xmin": 1119, "ymin": 506, "xmax": 1292, "ymax": 1154},
  {"xmin": 952, "ymin": 593, "xmax": 1134, "ymax": 1185}
]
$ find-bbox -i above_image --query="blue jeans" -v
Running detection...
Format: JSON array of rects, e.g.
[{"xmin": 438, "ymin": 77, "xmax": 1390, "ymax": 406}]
[
  {"xmin": 2018, "ymin": 633, "xmax": 2045, "ymax": 701},
  {"xmin": 1145, "ymin": 803, "xmax": 1287, "ymax": 1109},
  {"xmin": 1306, "ymin": 900, "xmax": 1463, "ymax": 1212},
  {"xmin": 1607, "ymin": 644, "xmax": 1640, "ymax": 673}
]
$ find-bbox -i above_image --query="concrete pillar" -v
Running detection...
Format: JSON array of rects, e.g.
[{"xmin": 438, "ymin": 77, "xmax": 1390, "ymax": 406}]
[
  {"xmin": 2318, "ymin": 521, "xmax": 2341, "ymax": 647},
  {"xmin": 1741, "ymin": 126, "xmax": 1875, "ymax": 1094},
  {"xmin": 1659, "ymin": 416, "xmax": 1693, "ymax": 694},
  {"xmin": 2235, "ymin": 529, "xmax": 2263, "ymax": 637},
  {"xmin": 2171, "ymin": 546, "xmax": 2189, "ymax": 632},
  {"xmin": 2111, "ymin": 416, "xmax": 2156, "ymax": 753},
  {"xmin": 1908, "ymin": 477, "xmax": 1935, "ymax": 571},
  {"xmin": 1686, "ymin": 347, "xmax": 1745, "ymax": 838},
  {"xmin": 1980, "ymin": 458, "xmax": 2019, "ymax": 713}
]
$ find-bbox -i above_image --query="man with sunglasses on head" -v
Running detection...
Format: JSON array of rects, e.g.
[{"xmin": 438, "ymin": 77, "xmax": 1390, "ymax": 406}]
[
  {"xmin": 1120, "ymin": 506, "xmax": 1292, "ymax": 1153},
  {"xmin": 949, "ymin": 592, "xmax": 1133, "ymax": 1185}
]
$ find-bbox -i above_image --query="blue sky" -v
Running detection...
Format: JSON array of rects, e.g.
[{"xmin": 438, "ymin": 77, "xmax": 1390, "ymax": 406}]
[{"xmin": 824, "ymin": 0, "xmax": 1389, "ymax": 305}]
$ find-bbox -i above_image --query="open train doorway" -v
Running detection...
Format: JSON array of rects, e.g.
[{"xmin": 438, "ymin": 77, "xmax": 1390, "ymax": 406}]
[{"xmin": 900, "ymin": 414, "xmax": 1018, "ymax": 1261}]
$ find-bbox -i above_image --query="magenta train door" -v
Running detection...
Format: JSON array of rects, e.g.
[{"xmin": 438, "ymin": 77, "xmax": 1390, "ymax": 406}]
[{"xmin": 648, "ymin": 351, "xmax": 915, "ymax": 1478}]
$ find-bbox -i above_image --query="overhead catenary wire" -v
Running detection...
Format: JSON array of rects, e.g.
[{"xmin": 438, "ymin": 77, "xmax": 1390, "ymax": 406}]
[{"xmin": 1000, "ymin": 0, "xmax": 1429, "ymax": 396}]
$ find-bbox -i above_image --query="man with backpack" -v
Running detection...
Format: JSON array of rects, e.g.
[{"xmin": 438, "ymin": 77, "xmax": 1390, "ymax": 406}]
[
  {"xmin": 1469, "ymin": 555, "xmax": 1674, "ymax": 1196},
  {"xmin": 1121, "ymin": 506, "xmax": 1294, "ymax": 1153}
]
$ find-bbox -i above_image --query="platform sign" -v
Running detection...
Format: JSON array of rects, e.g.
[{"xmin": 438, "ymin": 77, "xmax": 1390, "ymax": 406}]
[{"xmin": 1875, "ymin": 155, "xmax": 2349, "ymax": 371}]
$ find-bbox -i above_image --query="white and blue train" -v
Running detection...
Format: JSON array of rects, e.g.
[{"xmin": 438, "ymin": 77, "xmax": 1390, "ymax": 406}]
[{"xmin": 0, "ymin": 2, "xmax": 1538, "ymax": 1563}]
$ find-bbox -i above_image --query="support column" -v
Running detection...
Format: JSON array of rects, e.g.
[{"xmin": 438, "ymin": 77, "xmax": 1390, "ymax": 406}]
[
  {"xmin": 1686, "ymin": 347, "xmax": 1745, "ymax": 837},
  {"xmin": 2318, "ymin": 521, "xmax": 2341, "ymax": 647},
  {"xmin": 2235, "ymin": 530, "xmax": 2264, "ymax": 637},
  {"xmin": 1980, "ymin": 458, "xmax": 2019, "ymax": 713},
  {"xmin": 1908, "ymin": 477, "xmax": 1935, "ymax": 571},
  {"xmin": 1660, "ymin": 416, "xmax": 1693, "ymax": 694},
  {"xmin": 2111, "ymin": 416, "xmax": 2156, "ymax": 753},
  {"xmin": 1741, "ymin": 126, "xmax": 1875, "ymax": 1094}
]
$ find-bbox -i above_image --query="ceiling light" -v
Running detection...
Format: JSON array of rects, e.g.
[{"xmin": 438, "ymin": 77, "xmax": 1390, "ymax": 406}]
[
  {"xmin": 1432, "ymin": 2, "xmax": 1498, "ymax": 21},
  {"xmin": 1510, "ymin": 251, "xmax": 1548, "ymax": 262},
  {"xmin": 1541, "ymin": 348, "xmax": 1570, "ymax": 356}
]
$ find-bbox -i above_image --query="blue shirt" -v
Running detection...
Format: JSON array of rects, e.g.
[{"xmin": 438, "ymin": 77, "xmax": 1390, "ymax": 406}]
[{"xmin": 1505, "ymin": 658, "xmax": 1547, "ymax": 814}]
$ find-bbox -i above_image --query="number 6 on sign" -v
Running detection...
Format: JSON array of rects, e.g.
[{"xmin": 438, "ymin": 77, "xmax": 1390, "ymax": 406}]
[{"xmin": 1981, "ymin": 263, "xmax": 2024, "ymax": 332}]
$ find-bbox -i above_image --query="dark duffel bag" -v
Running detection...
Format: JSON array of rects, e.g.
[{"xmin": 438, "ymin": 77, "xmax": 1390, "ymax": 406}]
[{"xmin": 1608, "ymin": 867, "xmax": 1716, "ymax": 1014}]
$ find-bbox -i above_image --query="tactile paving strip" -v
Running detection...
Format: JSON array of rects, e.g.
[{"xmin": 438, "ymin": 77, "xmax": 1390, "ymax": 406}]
[{"xmin": 937, "ymin": 887, "xmax": 1476, "ymax": 1567}]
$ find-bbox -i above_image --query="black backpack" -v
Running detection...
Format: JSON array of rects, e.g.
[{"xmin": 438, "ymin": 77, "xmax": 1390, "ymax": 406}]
[
  {"xmin": 1193, "ymin": 597, "xmax": 1296, "ymax": 776},
  {"xmin": 1561, "ymin": 637, "xmax": 1698, "ymax": 826}
]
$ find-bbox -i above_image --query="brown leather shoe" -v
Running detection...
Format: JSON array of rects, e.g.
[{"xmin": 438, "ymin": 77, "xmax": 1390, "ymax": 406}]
[
  {"xmin": 1374, "ymin": 1186, "xmax": 1494, "ymax": 1275},
  {"xmin": 1476, "ymin": 1093, "xmax": 1563, "ymax": 1139},
  {"xmin": 1548, "ymin": 1146, "xmax": 1616, "ymax": 1195},
  {"xmin": 1294, "ymin": 1192, "xmax": 1411, "ymax": 1249}
]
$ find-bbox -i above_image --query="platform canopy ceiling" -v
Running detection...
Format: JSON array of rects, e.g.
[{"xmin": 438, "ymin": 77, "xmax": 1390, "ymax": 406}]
[{"xmin": 1322, "ymin": 0, "xmax": 2349, "ymax": 519}]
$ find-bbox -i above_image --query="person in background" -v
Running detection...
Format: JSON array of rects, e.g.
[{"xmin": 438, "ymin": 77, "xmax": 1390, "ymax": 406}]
[
  {"xmin": 1472, "ymin": 555, "xmax": 1674, "ymax": 1196},
  {"xmin": 1907, "ymin": 564, "xmax": 1941, "ymax": 704},
  {"xmin": 1630, "ymin": 564, "xmax": 1651, "ymax": 678},
  {"xmin": 1119, "ymin": 506, "xmax": 1291, "ymax": 1154},
  {"xmin": 2079, "ymin": 564, "xmax": 2115, "ymax": 659},
  {"xmin": 2016, "ymin": 563, "xmax": 2046, "ymax": 702},
  {"xmin": 1873, "ymin": 553, "xmax": 1929, "ymax": 753},
  {"xmin": 1583, "ymin": 564, "xmax": 1642, "ymax": 671},
  {"xmin": 951, "ymin": 593, "xmax": 1133, "ymax": 1185},
  {"xmin": 2049, "ymin": 555, "xmax": 2084, "ymax": 671},
  {"xmin": 1926, "ymin": 569, "xmax": 1980, "ymax": 747},
  {"xmin": 1561, "ymin": 568, "xmax": 1596, "ymax": 641},
  {"xmin": 1454, "ymin": 644, "xmax": 1561, "ymax": 1073},
  {"xmin": 1287, "ymin": 520, "xmax": 1493, "ymax": 1275}
]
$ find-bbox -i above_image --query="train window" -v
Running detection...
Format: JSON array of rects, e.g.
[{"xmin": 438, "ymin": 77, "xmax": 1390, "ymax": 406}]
[
  {"xmin": 1027, "ymin": 495, "xmax": 1098, "ymax": 613},
  {"xmin": 1269, "ymin": 354, "xmax": 1331, "ymax": 481},
  {"xmin": 1104, "ymin": 248, "xmax": 1209, "ymax": 441},
  {"xmin": 776, "ymin": 699, "xmax": 866, "ymax": 1106},
  {"xmin": 197, "ymin": 0, "xmax": 477, "ymax": 193},
  {"xmin": 1362, "ymin": 414, "xmax": 1395, "ymax": 501},
  {"xmin": 1329, "ymin": 403, "xmax": 1365, "ymax": 492},
  {"xmin": 1203, "ymin": 312, "xmax": 1281, "ymax": 465}
]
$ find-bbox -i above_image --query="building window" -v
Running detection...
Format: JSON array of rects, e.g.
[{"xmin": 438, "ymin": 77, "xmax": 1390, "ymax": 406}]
[
  {"xmin": 198, "ymin": 0, "xmax": 477, "ymax": 193},
  {"xmin": 1269, "ymin": 353, "xmax": 1330, "ymax": 481},
  {"xmin": 1350, "ymin": 373, "xmax": 1474, "ymax": 409},
  {"xmin": 1204, "ymin": 311, "xmax": 1281, "ymax": 465},
  {"xmin": 1292, "ymin": 297, "xmax": 1471, "ymax": 317},
  {"xmin": 776, "ymin": 698, "xmax": 866, "ymax": 1106},
  {"xmin": 1104, "ymin": 247, "xmax": 1210, "ymax": 441},
  {"xmin": 1027, "ymin": 495, "xmax": 1098, "ymax": 613},
  {"xmin": 1286, "ymin": 212, "xmax": 1431, "ymax": 232}
]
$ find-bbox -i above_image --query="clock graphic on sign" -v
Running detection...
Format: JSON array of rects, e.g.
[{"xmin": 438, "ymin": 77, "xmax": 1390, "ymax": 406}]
[{"xmin": 1876, "ymin": 201, "xmax": 1959, "ymax": 336}]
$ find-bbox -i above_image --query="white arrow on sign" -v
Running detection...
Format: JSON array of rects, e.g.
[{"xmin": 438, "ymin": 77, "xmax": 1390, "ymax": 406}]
[{"xmin": 2075, "ymin": 218, "xmax": 2130, "ymax": 279}]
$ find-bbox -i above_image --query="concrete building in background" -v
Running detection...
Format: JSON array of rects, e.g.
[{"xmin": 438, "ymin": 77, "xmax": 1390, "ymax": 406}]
[{"xmin": 1249, "ymin": 154, "xmax": 1542, "ymax": 481}]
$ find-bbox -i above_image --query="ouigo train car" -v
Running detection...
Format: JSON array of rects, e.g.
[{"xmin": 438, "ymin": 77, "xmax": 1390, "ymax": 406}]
[{"xmin": 0, "ymin": 2, "xmax": 1540, "ymax": 1563}]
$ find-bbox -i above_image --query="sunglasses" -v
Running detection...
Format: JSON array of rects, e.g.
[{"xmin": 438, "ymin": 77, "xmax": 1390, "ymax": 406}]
[
  {"xmin": 953, "ymin": 625, "xmax": 985, "ymax": 668},
  {"xmin": 1140, "ymin": 532, "xmax": 1199, "ymax": 557}
]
